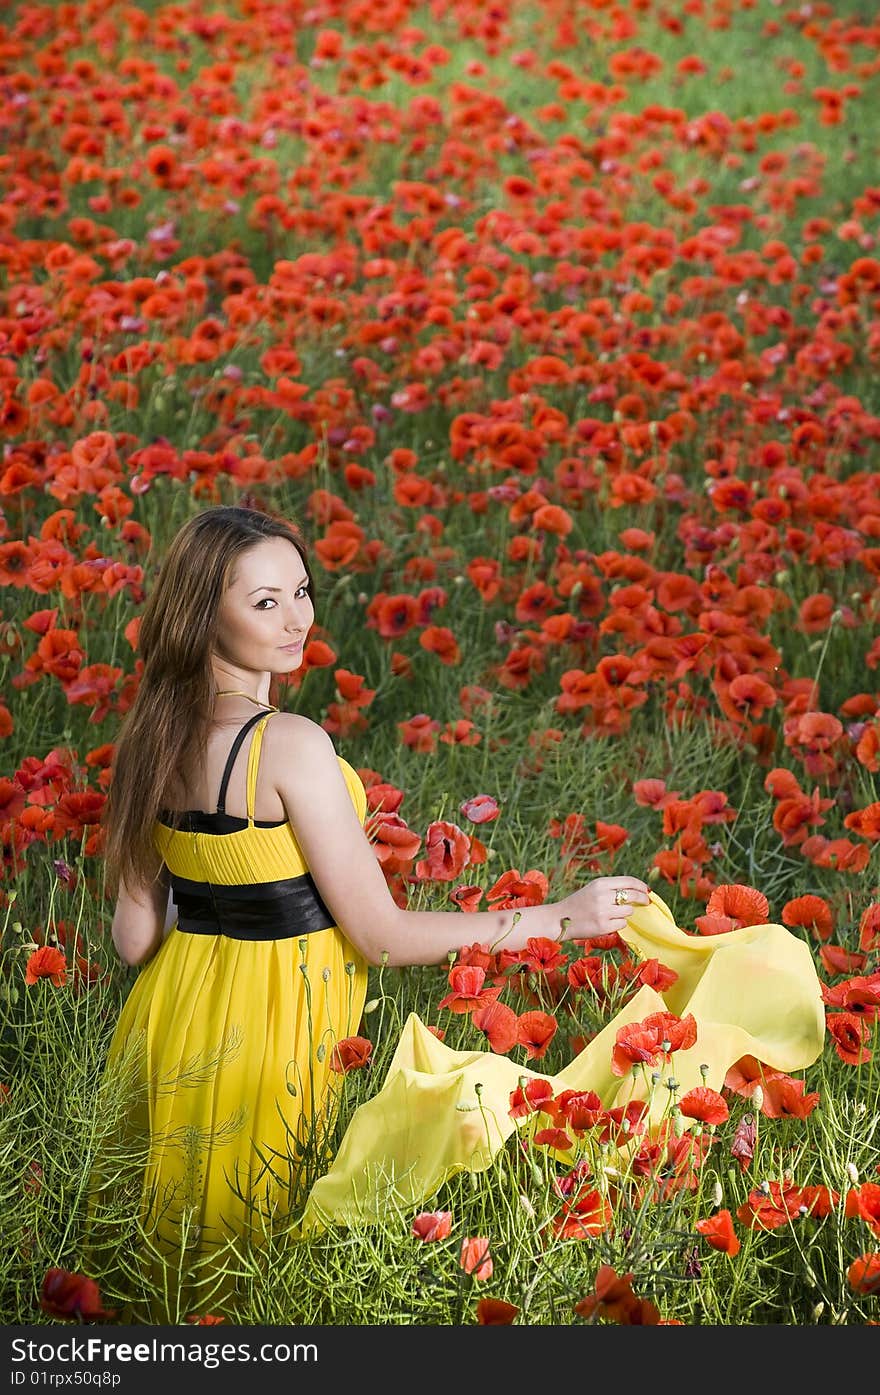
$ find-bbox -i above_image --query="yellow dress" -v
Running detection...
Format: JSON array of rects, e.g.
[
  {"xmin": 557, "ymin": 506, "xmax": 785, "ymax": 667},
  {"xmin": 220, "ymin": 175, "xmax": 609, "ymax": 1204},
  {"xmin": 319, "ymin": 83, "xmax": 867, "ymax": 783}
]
[{"xmin": 94, "ymin": 709, "xmax": 369, "ymax": 1309}]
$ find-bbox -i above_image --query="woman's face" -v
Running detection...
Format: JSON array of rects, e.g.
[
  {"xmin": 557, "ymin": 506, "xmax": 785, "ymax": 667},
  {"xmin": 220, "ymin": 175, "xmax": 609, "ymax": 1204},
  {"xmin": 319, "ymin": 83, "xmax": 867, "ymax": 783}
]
[{"xmin": 213, "ymin": 536, "xmax": 315, "ymax": 677}]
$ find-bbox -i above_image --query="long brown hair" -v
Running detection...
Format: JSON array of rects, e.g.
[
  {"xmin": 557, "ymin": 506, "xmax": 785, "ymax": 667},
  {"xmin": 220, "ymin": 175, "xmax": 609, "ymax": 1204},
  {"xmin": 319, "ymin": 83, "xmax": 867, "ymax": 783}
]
[{"xmin": 101, "ymin": 505, "xmax": 315, "ymax": 900}]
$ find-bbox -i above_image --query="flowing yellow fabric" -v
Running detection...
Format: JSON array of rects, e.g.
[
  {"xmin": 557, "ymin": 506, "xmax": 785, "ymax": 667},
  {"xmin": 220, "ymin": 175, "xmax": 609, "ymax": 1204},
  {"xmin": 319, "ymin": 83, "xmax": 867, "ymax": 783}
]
[
  {"xmin": 297, "ymin": 889, "xmax": 824, "ymax": 1234},
  {"xmin": 89, "ymin": 717, "xmax": 369, "ymax": 1311}
]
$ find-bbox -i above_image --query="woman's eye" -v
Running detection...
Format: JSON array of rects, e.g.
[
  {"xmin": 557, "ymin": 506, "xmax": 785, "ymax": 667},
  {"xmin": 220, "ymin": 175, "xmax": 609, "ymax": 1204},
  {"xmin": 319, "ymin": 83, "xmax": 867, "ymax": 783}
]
[{"xmin": 254, "ymin": 587, "xmax": 309, "ymax": 610}]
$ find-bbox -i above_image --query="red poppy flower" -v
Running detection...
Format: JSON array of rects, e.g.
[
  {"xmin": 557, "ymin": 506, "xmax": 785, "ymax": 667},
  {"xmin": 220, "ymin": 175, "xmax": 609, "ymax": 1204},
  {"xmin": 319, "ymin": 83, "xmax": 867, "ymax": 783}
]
[
  {"xmin": 471, "ymin": 998, "xmax": 519, "ymax": 1054},
  {"xmin": 736, "ymin": 1180, "xmax": 835, "ymax": 1231},
  {"xmin": 437, "ymin": 964, "xmax": 503, "ymax": 1015},
  {"xmin": 566, "ymin": 955, "xmax": 606, "ymax": 996},
  {"xmin": 679, "ymin": 1087, "xmax": 729, "ymax": 1126},
  {"xmin": 611, "ymin": 1020, "xmax": 664, "ymax": 1075},
  {"xmin": 634, "ymin": 958, "xmax": 679, "ymax": 991},
  {"xmin": 723, "ymin": 1054, "xmax": 783, "ymax": 1099},
  {"xmin": 25, "ymin": 945, "xmax": 67, "ymax": 987},
  {"xmin": 574, "ymin": 1265, "xmax": 636, "ymax": 1322},
  {"xmin": 415, "ymin": 820, "xmax": 471, "ymax": 881},
  {"xmin": 509, "ymin": 1078, "xmax": 556, "ymax": 1120},
  {"xmin": 858, "ymin": 903, "xmax": 880, "ymax": 953},
  {"xmin": 187, "ymin": 1314, "xmax": 225, "ymax": 1325},
  {"xmin": 556, "ymin": 1089, "xmax": 604, "ymax": 1136},
  {"xmin": 475, "ymin": 1296, "xmax": 519, "ymax": 1324},
  {"xmin": 460, "ymin": 1237, "xmax": 493, "ymax": 1280},
  {"xmin": 533, "ymin": 1127, "xmax": 574, "ymax": 1152},
  {"xmin": 847, "ymin": 1253, "xmax": 880, "ymax": 1295},
  {"xmin": 40, "ymin": 1268, "xmax": 116, "ymax": 1321},
  {"xmin": 844, "ymin": 1184, "xmax": 880, "ymax": 1237},
  {"xmin": 573, "ymin": 1265, "xmax": 659, "ymax": 1323},
  {"xmin": 459, "ymin": 794, "xmax": 500, "ymax": 824},
  {"xmin": 516, "ymin": 1011, "xmax": 558, "ymax": 1060},
  {"xmin": 368, "ymin": 592, "xmax": 421, "ymax": 638},
  {"xmin": 758, "ymin": 1074, "xmax": 820, "ymax": 1119},
  {"xmin": 611, "ymin": 1010, "xmax": 697, "ymax": 1076},
  {"xmin": 485, "ymin": 868, "xmax": 549, "ymax": 909},
  {"xmin": 419, "ymin": 625, "xmax": 461, "ymax": 666},
  {"xmin": 596, "ymin": 1101, "xmax": 650, "ymax": 1146},
  {"xmin": 782, "ymin": 893, "xmax": 834, "ymax": 942},
  {"xmin": 695, "ymin": 1208, "xmax": 740, "ymax": 1256},
  {"xmin": 822, "ymin": 975, "xmax": 880, "ymax": 1017},
  {"xmin": 334, "ymin": 669, "xmax": 376, "ymax": 709},
  {"xmin": 553, "ymin": 1187, "xmax": 614, "ymax": 1240},
  {"xmin": 397, "ymin": 713, "xmax": 441, "ymax": 752},
  {"xmin": 366, "ymin": 812, "xmax": 422, "ymax": 875},
  {"xmin": 820, "ymin": 945, "xmax": 868, "ymax": 976},
  {"xmin": 329, "ymin": 1036, "xmax": 373, "ymax": 1073},
  {"xmin": 513, "ymin": 938, "xmax": 568, "ymax": 976},
  {"xmin": 826, "ymin": 1012, "xmax": 872, "ymax": 1065},
  {"xmin": 412, "ymin": 1210, "xmax": 452, "ymax": 1242},
  {"xmin": 449, "ymin": 885, "xmax": 484, "ymax": 913},
  {"xmin": 702, "ymin": 882, "xmax": 770, "ymax": 928},
  {"xmin": 301, "ymin": 639, "xmax": 336, "ymax": 671},
  {"xmin": 454, "ymin": 942, "xmax": 498, "ymax": 973}
]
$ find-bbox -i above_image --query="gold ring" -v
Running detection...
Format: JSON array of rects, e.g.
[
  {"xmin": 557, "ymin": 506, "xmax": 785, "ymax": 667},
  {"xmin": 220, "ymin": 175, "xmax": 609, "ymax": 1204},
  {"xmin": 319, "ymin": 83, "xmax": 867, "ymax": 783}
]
[{"xmin": 614, "ymin": 888, "xmax": 630, "ymax": 905}]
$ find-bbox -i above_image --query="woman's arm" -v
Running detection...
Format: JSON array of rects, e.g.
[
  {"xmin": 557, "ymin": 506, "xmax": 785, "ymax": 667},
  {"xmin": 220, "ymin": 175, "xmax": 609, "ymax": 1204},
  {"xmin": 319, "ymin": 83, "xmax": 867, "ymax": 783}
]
[
  {"xmin": 111, "ymin": 864, "xmax": 172, "ymax": 967},
  {"xmin": 270, "ymin": 716, "xmax": 650, "ymax": 968}
]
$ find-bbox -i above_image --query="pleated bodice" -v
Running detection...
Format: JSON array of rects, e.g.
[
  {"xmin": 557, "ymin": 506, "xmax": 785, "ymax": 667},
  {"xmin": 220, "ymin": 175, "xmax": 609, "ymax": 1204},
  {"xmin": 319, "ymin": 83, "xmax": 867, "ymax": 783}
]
[{"xmin": 152, "ymin": 709, "xmax": 367, "ymax": 940}]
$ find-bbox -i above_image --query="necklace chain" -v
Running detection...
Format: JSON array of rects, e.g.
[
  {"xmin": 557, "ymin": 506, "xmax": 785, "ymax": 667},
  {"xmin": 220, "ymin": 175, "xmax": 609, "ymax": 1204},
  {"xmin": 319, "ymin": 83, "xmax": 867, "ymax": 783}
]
[{"xmin": 215, "ymin": 689, "xmax": 279, "ymax": 711}]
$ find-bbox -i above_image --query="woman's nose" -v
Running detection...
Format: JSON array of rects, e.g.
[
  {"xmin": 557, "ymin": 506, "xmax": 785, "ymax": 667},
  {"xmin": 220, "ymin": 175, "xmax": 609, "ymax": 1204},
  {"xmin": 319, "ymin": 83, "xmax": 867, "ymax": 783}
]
[{"xmin": 285, "ymin": 597, "xmax": 313, "ymax": 629}]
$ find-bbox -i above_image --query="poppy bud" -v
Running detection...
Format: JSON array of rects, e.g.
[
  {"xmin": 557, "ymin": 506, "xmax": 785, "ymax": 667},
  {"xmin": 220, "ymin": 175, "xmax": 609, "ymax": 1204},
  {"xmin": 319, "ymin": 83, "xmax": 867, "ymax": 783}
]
[{"xmin": 752, "ymin": 1084, "xmax": 764, "ymax": 1113}]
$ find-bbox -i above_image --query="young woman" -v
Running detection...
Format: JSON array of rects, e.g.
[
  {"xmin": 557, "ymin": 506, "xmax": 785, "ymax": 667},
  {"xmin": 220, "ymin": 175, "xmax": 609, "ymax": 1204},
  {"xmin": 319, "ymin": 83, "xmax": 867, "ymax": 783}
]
[
  {"xmin": 94, "ymin": 504, "xmax": 823, "ymax": 1314},
  {"xmin": 94, "ymin": 504, "xmax": 651, "ymax": 1312}
]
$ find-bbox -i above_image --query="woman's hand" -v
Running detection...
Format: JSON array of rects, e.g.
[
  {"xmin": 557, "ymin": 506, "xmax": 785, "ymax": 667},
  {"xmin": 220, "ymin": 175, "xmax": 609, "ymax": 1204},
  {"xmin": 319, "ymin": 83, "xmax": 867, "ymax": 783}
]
[{"xmin": 557, "ymin": 876, "xmax": 652, "ymax": 940}]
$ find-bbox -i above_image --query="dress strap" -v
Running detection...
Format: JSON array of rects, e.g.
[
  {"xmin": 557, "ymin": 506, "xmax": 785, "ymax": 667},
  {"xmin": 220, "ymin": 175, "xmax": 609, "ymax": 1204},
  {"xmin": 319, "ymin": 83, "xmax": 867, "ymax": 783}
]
[
  {"xmin": 216, "ymin": 711, "xmax": 271, "ymax": 816},
  {"xmin": 245, "ymin": 710, "xmax": 277, "ymax": 824}
]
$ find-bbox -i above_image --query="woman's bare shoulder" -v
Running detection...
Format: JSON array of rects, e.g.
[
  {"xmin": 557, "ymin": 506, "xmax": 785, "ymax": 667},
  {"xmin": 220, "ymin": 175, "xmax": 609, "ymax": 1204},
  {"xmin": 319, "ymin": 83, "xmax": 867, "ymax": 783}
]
[{"xmin": 264, "ymin": 711, "xmax": 339, "ymax": 772}]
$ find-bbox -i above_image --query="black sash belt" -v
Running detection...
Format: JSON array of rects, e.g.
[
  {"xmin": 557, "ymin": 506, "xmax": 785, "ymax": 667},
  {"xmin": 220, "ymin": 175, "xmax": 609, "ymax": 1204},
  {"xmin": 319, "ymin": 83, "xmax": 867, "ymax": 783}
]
[{"xmin": 169, "ymin": 870, "xmax": 336, "ymax": 940}]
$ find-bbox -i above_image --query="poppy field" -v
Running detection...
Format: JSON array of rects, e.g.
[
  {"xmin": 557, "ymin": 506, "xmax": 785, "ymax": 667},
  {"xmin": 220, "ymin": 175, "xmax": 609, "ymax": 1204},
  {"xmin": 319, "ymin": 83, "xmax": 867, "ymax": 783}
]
[{"xmin": 2, "ymin": 0, "xmax": 880, "ymax": 1327}]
